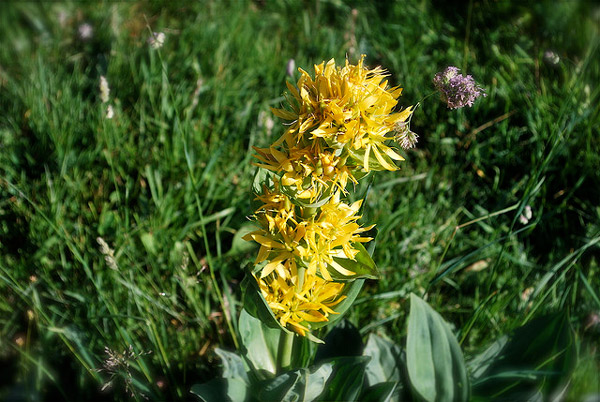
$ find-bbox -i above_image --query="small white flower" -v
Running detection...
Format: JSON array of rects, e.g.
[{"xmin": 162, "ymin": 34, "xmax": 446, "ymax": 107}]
[
  {"xmin": 106, "ymin": 105, "xmax": 114, "ymax": 119},
  {"xmin": 78, "ymin": 23, "xmax": 93, "ymax": 40},
  {"xmin": 258, "ymin": 110, "xmax": 275, "ymax": 136},
  {"xmin": 99, "ymin": 76, "xmax": 110, "ymax": 103},
  {"xmin": 286, "ymin": 58, "xmax": 296, "ymax": 77},
  {"xmin": 519, "ymin": 205, "xmax": 533, "ymax": 225},
  {"xmin": 148, "ymin": 32, "xmax": 166, "ymax": 49},
  {"xmin": 543, "ymin": 50, "xmax": 560, "ymax": 66}
]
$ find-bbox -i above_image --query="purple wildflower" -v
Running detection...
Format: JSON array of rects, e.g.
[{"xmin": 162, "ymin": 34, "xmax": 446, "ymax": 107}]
[{"xmin": 433, "ymin": 66, "xmax": 486, "ymax": 109}]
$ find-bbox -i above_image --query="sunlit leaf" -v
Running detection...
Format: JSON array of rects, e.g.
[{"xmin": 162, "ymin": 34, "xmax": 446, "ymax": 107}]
[
  {"xmin": 329, "ymin": 242, "xmax": 379, "ymax": 281},
  {"xmin": 238, "ymin": 309, "xmax": 280, "ymax": 379}
]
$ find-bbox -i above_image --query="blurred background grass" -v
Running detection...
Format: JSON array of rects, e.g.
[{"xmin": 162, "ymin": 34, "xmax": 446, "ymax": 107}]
[{"xmin": 0, "ymin": 0, "xmax": 598, "ymax": 400}]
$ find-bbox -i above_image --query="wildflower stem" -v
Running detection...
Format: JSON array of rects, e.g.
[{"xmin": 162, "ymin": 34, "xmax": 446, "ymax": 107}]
[{"xmin": 277, "ymin": 330, "xmax": 295, "ymax": 373}]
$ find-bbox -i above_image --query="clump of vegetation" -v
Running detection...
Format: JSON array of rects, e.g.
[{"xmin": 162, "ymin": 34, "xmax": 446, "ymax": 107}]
[{"xmin": 0, "ymin": 1, "xmax": 598, "ymax": 400}]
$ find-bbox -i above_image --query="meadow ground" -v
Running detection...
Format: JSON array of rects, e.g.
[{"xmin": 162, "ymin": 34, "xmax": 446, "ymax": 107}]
[{"xmin": 0, "ymin": 1, "xmax": 598, "ymax": 400}]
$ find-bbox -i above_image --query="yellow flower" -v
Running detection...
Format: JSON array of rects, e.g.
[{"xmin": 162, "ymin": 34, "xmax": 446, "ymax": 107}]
[
  {"xmin": 245, "ymin": 186, "xmax": 372, "ymax": 282},
  {"xmin": 253, "ymin": 143, "xmax": 355, "ymax": 201},
  {"xmin": 244, "ymin": 182, "xmax": 303, "ymax": 279},
  {"xmin": 257, "ymin": 270, "xmax": 346, "ymax": 336},
  {"xmin": 245, "ymin": 55, "xmax": 412, "ymax": 338},
  {"xmin": 271, "ymin": 55, "xmax": 415, "ymax": 173},
  {"xmin": 299, "ymin": 193, "xmax": 373, "ymax": 281}
]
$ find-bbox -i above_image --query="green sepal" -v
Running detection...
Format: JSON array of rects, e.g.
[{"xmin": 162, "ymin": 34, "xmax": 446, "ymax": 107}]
[
  {"xmin": 251, "ymin": 167, "xmax": 274, "ymax": 196},
  {"xmin": 279, "ymin": 180, "xmax": 333, "ymax": 209},
  {"xmin": 328, "ymin": 242, "xmax": 379, "ymax": 281},
  {"xmin": 250, "ymin": 168, "xmax": 275, "ymax": 211}
]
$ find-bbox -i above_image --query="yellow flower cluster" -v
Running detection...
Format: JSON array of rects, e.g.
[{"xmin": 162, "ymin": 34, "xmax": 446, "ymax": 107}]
[
  {"xmin": 256, "ymin": 270, "xmax": 346, "ymax": 336},
  {"xmin": 246, "ymin": 55, "xmax": 414, "ymax": 337}
]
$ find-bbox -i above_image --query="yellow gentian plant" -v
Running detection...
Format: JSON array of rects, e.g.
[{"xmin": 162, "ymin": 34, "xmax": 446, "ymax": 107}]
[
  {"xmin": 192, "ymin": 58, "xmax": 571, "ymax": 402},
  {"xmin": 242, "ymin": 55, "xmax": 415, "ymax": 366}
]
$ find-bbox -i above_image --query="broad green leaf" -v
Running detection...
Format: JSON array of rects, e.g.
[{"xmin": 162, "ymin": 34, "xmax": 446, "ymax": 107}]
[
  {"xmin": 255, "ymin": 362, "xmax": 333, "ymax": 402},
  {"xmin": 329, "ymin": 242, "xmax": 380, "ymax": 281},
  {"xmin": 406, "ymin": 294, "xmax": 469, "ymax": 402},
  {"xmin": 320, "ymin": 356, "xmax": 370, "ymax": 401},
  {"xmin": 190, "ymin": 378, "xmax": 248, "ymax": 402},
  {"xmin": 471, "ymin": 312, "xmax": 576, "ymax": 400},
  {"xmin": 359, "ymin": 382, "xmax": 397, "ymax": 402},
  {"xmin": 191, "ymin": 350, "xmax": 248, "ymax": 402},
  {"xmin": 303, "ymin": 363, "xmax": 333, "ymax": 401},
  {"xmin": 214, "ymin": 348, "xmax": 249, "ymax": 383},
  {"xmin": 315, "ymin": 320, "xmax": 363, "ymax": 363},
  {"xmin": 363, "ymin": 334, "xmax": 403, "ymax": 387},
  {"xmin": 256, "ymin": 370, "xmax": 303, "ymax": 402},
  {"xmin": 226, "ymin": 222, "xmax": 259, "ymax": 256},
  {"xmin": 255, "ymin": 356, "xmax": 369, "ymax": 402},
  {"xmin": 238, "ymin": 308, "xmax": 281, "ymax": 378},
  {"xmin": 467, "ymin": 336, "xmax": 508, "ymax": 381}
]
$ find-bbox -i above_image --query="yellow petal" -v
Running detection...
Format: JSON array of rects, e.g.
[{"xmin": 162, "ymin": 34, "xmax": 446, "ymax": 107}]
[
  {"xmin": 372, "ymin": 146, "xmax": 397, "ymax": 171},
  {"xmin": 329, "ymin": 259, "xmax": 356, "ymax": 276}
]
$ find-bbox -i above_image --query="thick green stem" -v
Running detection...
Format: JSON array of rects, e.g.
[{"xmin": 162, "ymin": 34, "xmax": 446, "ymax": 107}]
[{"xmin": 277, "ymin": 330, "xmax": 295, "ymax": 373}]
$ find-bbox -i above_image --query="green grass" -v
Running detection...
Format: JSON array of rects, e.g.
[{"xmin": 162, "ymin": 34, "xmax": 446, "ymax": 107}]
[{"xmin": 0, "ymin": 1, "xmax": 598, "ymax": 400}]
